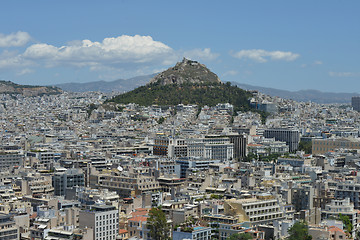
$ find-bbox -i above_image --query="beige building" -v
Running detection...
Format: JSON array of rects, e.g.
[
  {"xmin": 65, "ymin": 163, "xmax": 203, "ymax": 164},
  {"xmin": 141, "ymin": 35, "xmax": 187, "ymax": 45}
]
[
  {"xmin": 16, "ymin": 173, "xmax": 54, "ymax": 196},
  {"xmin": 312, "ymin": 138, "xmax": 360, "ymax": 155},
  {"xmin": 90, "ymin": 170, "xmax": 160, "ymax": 198},
  {"xmin": 224, "ymin": 195, "xmax": 284, "ymax": 225}
]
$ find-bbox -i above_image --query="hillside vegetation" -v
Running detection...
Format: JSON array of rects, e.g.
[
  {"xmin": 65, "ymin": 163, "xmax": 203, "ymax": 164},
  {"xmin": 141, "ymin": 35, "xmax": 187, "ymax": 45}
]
[{"xmin": 107, "ymin": 81, "xmax": 252, "ymax": 112}]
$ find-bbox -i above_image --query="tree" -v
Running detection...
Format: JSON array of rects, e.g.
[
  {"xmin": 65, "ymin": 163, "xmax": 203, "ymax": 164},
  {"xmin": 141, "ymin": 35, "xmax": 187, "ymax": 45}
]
[
  {"xmin": 339, "ymin": 213, "xmax": 353, "ymax": 234},
  {"xmin": 157, "ymin": 117, "xmax": 165, "ymax": 124},
  {"xmin": 147, "ymin": 207, "xmax": 170, "ymax": 240},
  {"xmin": 227, "ymin": 233, "xmax": 253, "ymax": 240},
  {"xmin": 298, "ymin": 140, "xmax": 312, "ymax": 154},
  {"xmin": 288, "ymin": 221, "xmax": 312, "ymax": 240}
]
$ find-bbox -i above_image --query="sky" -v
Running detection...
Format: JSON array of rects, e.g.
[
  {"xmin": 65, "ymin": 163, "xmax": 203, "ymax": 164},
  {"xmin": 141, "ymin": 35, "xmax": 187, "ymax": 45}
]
[{"xmin": 0, "ymin": 1, "xmax": 359, "ymax": 93}]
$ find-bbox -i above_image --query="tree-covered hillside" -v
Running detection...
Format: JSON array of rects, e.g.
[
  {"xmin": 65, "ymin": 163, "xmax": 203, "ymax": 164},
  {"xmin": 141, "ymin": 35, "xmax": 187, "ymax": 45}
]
[{"xmin": 107, "ymin": 82, "xmax": 252, "ymax": 112}]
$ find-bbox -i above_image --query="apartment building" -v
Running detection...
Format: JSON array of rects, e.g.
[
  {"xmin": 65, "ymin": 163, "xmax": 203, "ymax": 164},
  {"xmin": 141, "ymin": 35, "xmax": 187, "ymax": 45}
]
[
  {"xmin": 0, "ymin": 151, "xmax": 23, "ymax": 170},
  {"xmin": 16, "ymin": 173, "xmax": 54, "ymax": 196},
  {"xmin": 127, "ymin": 216, "xmax": 150, "ymax": 240},
  {"xmin": 175, "ymin": 158, "xmax": 220, "ymax": 178},
  {"xmin": 91, "ymin": 171, "xmax": 160, "ymax": 198},
  {"xmin": 27, "ymin": 151, "xmax": 56, "ymax": 170},
  {"xmin": 335, "ymin": 181, "xmax": 360, "ymax": 209},
  {"xmin": 322, "ymin": 198, "xmax": 359, "ymax": 239},
  {"xmin": 0, "ymin": 214, "xmax": 19, "ymax": 240},
  {"xmin": 79, "ymin": 205, "xmax": 119, "ymax": 240},
  {"xmin": 173, "ymin": 226, "xmax": 212, "ymax": 240},
  {"xmin": 53, "ymin": 168, "xmax": 85, "ymax": 196},
  {"xmin": 224, "ymin": 195, "xmax": 284, "ymax": 225},
  {"xmin": 219, "ymin": 223, "xmax": 265, "ymax": 240}
]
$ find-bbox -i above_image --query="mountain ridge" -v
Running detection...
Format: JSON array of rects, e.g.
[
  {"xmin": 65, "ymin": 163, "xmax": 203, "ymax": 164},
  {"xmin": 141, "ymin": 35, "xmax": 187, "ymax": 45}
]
[
  {"xmin": 232, "ymin": 82, "xmax": 358, "ymax": 104},
  {"xmin": 52, "ymin": 71, "xmax": 357, "ymax": 104},
  {"xmin": 55, "ymin": 74, "xmax": 156, "ymax": 93},
  {"xmin": 0, "ymin": 80, "xmax": 62, "ymax": 96}
]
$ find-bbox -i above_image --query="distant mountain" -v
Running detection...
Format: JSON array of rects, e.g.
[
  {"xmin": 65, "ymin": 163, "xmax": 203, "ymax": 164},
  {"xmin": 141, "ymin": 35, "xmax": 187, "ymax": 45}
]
[
  {"xmin": 107, "ymin": 58, "xmax": 252, "ymax": 112},
  {"xmin": 0, "ymin": 80, "xmax": 62, "ymax": 96},
  {"xmin": 232, "ymin": 82, "xmax": 359, "ymax": 104},
  {"xmin": 55, "ymin": 74, "xmax": 156, "ymax": 93}
]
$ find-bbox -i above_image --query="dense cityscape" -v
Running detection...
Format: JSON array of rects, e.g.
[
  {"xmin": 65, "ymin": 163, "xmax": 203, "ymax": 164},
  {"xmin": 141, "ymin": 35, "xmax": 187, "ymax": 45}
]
[
  {"xmin": 1, "ymin": 1, "xmax": 359, "ymax": 240},
  {"xmin": 0, "ymin": 63, "xmax": 360, "ymax": 240}
]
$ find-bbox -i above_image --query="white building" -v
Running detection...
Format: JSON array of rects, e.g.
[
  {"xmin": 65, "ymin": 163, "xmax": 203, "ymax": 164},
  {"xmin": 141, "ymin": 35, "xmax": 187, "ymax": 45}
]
[
  {"xmin": 322, "ymin": 198, "xmax": 359, "ymax": 239},
  {"xmin": 79, "ymin": 205, "xmax": 119, "ymax": 240}
]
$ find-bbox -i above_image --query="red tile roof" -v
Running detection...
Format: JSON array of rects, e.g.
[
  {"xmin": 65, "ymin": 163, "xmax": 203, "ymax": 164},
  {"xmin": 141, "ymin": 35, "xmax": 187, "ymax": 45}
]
[
  {"xmin": 329, "ymin": 226, "xmax": 346, "ymax": 234},
  {"xmin": 128, "ymin": 216, "xmax": 148, "ymax": 222}
]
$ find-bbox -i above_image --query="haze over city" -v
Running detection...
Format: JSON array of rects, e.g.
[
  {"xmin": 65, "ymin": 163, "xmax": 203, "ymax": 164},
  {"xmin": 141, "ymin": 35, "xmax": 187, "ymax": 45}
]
[{"xmin": 0, "ymin": 1, "xmax": 359, "ymax": 93}]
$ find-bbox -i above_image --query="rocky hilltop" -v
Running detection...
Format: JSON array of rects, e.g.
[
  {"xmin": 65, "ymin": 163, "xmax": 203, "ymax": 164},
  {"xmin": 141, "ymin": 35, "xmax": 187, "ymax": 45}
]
[
  {"xmin": 0, "ymin": 80, "xmax": 62, "ymax": 96},
  {"xmin": 149, "ymin": 58, "xmax": 221, "ymax": 85}
]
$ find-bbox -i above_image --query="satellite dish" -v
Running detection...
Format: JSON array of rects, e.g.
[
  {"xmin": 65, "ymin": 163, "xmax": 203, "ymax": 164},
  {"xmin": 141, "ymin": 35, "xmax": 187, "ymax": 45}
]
[{"xmin": 117, "ymin": 166, "xmax": 123, "ymax": 171}]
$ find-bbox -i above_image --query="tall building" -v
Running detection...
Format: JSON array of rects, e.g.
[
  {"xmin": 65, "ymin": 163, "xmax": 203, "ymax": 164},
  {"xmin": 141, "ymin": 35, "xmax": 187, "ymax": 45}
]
[
  {"xmin": 352, "ymin": 96, "xmax": 360, "ymax": 111},
  {"xmin": 53, "ymin": 168, "xmax": 85, "ymax": 196},
  {"xmin": 264, "ymin": 128, "xmax": 300, "ymax": 152},
  {"xmin": 206, "ymin": 134, "xmax": 247, "ymax": 160},
  {"xmin": 79, "ymin": 205, "xmax": 119, "ymax": 240}
]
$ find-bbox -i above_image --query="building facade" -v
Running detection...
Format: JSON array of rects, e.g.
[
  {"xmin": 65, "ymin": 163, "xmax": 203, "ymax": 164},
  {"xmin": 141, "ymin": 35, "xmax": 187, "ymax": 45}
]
[
  {"xmin": 312, "ymin": 138, "xmax": 360, "ymax": 155},
  {"xmin": 53, "ymin": 168, "xmax": 85, "ymax": 196},
  {"xmin": 0, "ymin": 214, "xmax": 19, "ymax": 240},
  {"xmin": 264, "ymin": 128, "xmax": 300, "ymax": 152},
  {"xmin": 79, "ymin": 205, "xmax": 119, "ymax": 240},
  {"xmin": 352, "ymin": 96, "xmax": 360, "ymax": 111}
]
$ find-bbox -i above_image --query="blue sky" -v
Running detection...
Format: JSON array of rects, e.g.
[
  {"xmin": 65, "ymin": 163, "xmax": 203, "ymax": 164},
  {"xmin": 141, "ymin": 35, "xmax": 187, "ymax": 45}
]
[{"xmin": 0, "ymin": 1, "xmax": 359, "ymax": 93}]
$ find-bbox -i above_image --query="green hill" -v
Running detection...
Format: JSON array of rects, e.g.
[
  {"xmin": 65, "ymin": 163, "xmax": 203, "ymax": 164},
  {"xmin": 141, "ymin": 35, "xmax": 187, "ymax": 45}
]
[
  {"xmin": 106, "ymin": 58, "xmax": 256, "ymax": 114},
  {"xmin": 107, "ymin": 81, "xmax": 252, "ymax": 112}
]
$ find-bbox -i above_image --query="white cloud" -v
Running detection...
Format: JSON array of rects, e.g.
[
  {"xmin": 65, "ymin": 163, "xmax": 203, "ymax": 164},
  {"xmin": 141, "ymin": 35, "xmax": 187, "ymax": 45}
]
[
  {"xmin": 183, "ymin": 48, "xmax": 219, "ymax": 61},
  {"xmin": 314, "ymin": 60, "xmax": 322, "ymax": 65},
  {"xmin": 23, "ymin": 35, "xmax": 174, "ymax": 67},
  {"xmin": 0, "ymin": 31, "xmax": 31, "ymax": 47},
  {"xmin": 16, "ymin": 68, "xmax": 34, "ymax": 76},
  {"xmin": 231, "ymin": 49, "xmax": 299, "ymax": 62},
  {"xmin": 0, "ymin": 51, "xmax": 32, "ymax": 69},
  {"xmin": 0, "ymin": 34, "xmax": 220, "ymax": 80},
  {"xmin": 329, "ymin": 72, "xmax": 360, "ymax": 77}
]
